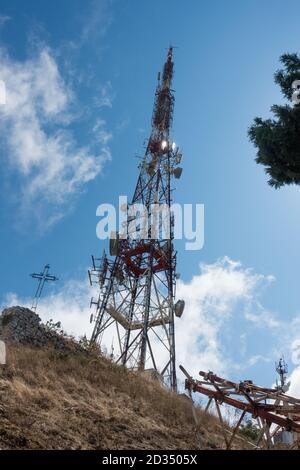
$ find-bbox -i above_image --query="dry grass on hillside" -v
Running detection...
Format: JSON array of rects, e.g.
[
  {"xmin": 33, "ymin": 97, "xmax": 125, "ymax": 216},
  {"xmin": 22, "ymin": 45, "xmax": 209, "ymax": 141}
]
[{"xmin": 0, "ymin": 344, "xmax": 250, "ymax": 450}]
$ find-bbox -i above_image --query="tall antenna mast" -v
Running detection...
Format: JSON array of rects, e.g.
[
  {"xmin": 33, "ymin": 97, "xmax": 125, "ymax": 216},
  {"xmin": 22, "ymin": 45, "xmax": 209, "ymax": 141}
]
[
  {"xmin": 30, "ymin": 264, "xmax": 58, "ymax": 312},
  {"xmin": 89, "ymin": 47, "xmax": 184, "ymax": 391}
]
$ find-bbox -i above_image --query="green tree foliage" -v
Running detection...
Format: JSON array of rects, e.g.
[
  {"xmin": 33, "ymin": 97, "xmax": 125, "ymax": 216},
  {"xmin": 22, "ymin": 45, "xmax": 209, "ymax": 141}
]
[{"xmin": 249, "ymin": 53, "xmax": 300, "ymax": 188}]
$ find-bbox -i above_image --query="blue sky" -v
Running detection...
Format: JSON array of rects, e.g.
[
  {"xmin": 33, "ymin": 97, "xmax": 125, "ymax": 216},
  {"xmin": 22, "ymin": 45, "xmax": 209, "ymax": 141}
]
[{"xmin": 1, "ymin": 0, "xmax": 300, "ymax": 392}]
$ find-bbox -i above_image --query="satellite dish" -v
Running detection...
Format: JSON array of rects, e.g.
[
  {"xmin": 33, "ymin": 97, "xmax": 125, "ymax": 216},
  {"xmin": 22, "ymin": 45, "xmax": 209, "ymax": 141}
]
[
  {"xmin": 120, "ymin": 203, "xmax": 128, "ymax": 212},
  {"xmin": 160, "ymin": 242, "xmax": 170, "ymax": 259},
  {"xmin": 115, "ymin": 268, "xmax": 124, "ymax": 284},
  {"xmin": 175, "ymin": 152, "xmax": 182, "ymax": 164},
  {"xmin": 282, "ymin": 382, "xmax": 291, "ymax": 393},
  {"xmin": 146, "ymin": 162, "xmax": 156, "ymax": 176},
  {"xmin": 99, "ymin": 252, "xmax": 108, "ymax": 287},
  {"xmin": 173, "ymin": 167, "xmax": 183, "ymax": 179},
  {"xmin": 109, "ymin": 232, "xmax": 119, "ymax": 256},
  {"xmin": 0, "ymin": 340, "xmax": 6, "ymax": 365},
  {"xmin": 175, "ymin": 300, "xmax": 185, "ymax": 318}
]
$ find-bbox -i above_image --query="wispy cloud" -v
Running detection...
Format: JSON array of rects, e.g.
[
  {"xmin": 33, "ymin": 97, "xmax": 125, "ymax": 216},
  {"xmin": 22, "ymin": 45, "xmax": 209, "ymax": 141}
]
[
  {"xmin": 244, "ymin": 304, "xmax": 280, "ymax": 329},
  {"xmin": 95, "ymin": 81, "xmax": 114, "ymax": 108},
  {"xmin": 247, "ymin": 354, "xmax": 271, "ymax": 367},
  {"xmin": 63, "ymin": 0, "xmax": 113, "ymax": 54},
  {"xmin": 80, "ymin": 0, "xmax": 113, "ymax": 46},
  {"xmin": 116, "ymin": 117, "xmax": 130, "ymax": 132},
  {"xmin": 0, "ymin": 46, "xmax": 112, "ymax": 232},
  {"xmin": 92, "ymin": 118, "xmax": 113, "ymax": 145},
  {"xmin": 0, "ymin": 14, "xmax": 10, "ymax": 27}
]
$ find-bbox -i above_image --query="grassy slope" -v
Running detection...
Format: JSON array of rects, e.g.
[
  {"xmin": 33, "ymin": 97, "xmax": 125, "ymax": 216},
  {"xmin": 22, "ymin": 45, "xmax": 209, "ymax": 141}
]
[{"xmin": 0, "ymin": 344, "xmax": 249, "ymax": 450}]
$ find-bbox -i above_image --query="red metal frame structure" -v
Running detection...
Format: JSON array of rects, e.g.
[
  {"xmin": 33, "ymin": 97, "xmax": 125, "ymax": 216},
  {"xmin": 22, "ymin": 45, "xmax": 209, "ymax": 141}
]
[{"xmin": 180, "ymin": 365, "xmax": 300, "ymax": 449}]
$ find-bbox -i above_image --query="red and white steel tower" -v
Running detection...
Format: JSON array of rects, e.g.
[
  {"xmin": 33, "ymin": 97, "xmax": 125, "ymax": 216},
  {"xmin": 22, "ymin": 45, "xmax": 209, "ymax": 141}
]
[{"xmin": 89, "ymin": 48, "xmax": 184, "ymax": 391}]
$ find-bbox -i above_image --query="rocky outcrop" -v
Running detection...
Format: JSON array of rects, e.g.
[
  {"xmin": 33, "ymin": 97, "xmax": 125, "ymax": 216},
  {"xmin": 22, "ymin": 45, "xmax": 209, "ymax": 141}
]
[{"xmin": 0, "ymin": 306, "xmax": 83, "ymax": 353}]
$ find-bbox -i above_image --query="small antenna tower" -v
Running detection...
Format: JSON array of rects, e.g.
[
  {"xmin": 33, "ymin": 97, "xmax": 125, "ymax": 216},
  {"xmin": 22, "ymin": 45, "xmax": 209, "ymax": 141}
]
[
  {"xmin": 30, "ymin": 264, "xmax": 58, "ymax": 312},
  {"xmin": 110, "ymin": 338, "xmax": 115, "ymax": 360},
  {"xmin": 276, "ymin": 356, "xmax": 288, "ymax": 389}
]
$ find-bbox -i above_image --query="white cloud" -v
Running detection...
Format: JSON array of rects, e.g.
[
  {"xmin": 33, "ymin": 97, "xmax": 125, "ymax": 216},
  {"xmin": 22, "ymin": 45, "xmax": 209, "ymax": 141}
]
[
  {"xmin": 0, "ymin": 256, "xmax": 281, "ymax": 388},
  {"xmin": 289, "ymin": 366, "xmax": 300, "ymax": 398},
  {"xmin": 3, "ymin": 254, "xmax": 300, "ymax": 402},
  {"xmin": 283, "ymin": 315, "xmax": 300, "ymax": 397},
  {"xmin": 0, "ymin": 47, "xmax": 111, "ymax": 231},
  {"xmin": 175, "ymin": 256, "xmax": 274, "ymax": 378}
]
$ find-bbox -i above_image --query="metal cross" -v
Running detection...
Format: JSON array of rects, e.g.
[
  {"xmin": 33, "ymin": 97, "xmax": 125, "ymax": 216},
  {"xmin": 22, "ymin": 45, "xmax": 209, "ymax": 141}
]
[{"xmin": 30, "ymin": 264, "xmax": 58, "ymax": 312}]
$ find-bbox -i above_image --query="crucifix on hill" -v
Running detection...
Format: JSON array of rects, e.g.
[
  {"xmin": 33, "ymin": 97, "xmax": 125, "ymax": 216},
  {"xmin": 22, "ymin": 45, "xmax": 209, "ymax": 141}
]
[{"xmin": 30, "ymin": 264, "xmax": 58, "ymax": 312}]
